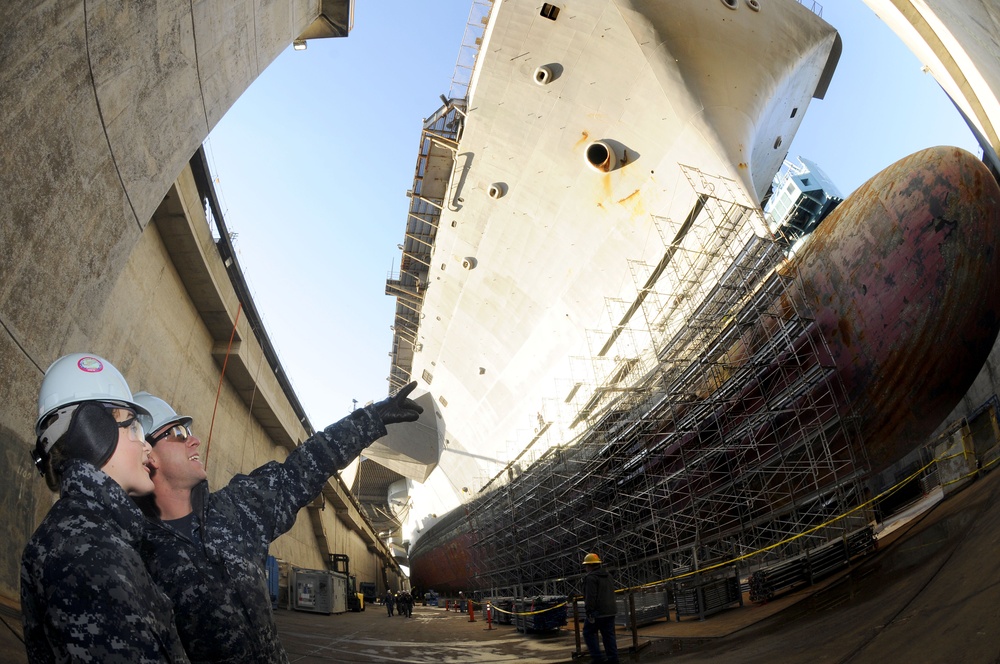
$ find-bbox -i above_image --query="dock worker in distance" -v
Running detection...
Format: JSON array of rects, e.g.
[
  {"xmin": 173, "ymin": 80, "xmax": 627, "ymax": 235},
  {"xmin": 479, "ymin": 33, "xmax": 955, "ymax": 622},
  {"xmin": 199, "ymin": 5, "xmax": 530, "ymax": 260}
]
[
  {"xmin": 21, "ymin": 353, "xmax": 190, "ymax": 663},
  {"xmin": 397, "ymin": 589, "xmax": 413, "ymax": 618},
  {"xmin": 133, "ymin": 382, "xmax": 423, "ymax": 664},
  {"xmin": 581, "ymin": 552, "xmax": 619, "ymax": 664}
]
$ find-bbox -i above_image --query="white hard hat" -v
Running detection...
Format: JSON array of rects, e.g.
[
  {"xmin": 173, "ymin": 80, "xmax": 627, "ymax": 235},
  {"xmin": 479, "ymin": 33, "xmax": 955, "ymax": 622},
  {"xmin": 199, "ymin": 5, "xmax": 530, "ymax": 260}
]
[
  {"xmin": 35, "ymin": 353, "xmax": 152, "ymax": 435},
  {"xmin": 132, "ymin": 392, "xmax": 192, "ymax": 440}
]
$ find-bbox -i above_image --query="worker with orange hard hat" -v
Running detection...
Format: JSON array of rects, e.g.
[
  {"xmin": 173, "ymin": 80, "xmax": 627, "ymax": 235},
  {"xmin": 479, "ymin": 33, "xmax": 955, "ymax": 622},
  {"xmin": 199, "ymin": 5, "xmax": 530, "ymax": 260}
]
[{"xmin": 581, "ymin": 552, "xmax": 618, "ymax": 664}]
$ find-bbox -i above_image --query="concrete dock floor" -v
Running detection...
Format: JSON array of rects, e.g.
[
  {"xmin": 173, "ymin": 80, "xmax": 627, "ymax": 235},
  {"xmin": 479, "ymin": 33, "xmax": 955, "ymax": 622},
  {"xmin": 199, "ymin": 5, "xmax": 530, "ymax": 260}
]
[
  {"xmin": 277, "ymin": 465, "xmax": 1000, "ymax": 663},
  {"xmin": 2, "ymin": 467, "xmax": 999, "ymax": 663}
]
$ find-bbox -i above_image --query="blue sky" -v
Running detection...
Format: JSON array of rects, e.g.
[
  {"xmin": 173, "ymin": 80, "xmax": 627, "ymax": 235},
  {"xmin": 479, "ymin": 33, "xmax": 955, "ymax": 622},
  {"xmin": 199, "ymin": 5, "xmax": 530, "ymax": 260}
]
[{"xmin": 204, "ymin": 0, "xmax": 983, "ymax": 433}]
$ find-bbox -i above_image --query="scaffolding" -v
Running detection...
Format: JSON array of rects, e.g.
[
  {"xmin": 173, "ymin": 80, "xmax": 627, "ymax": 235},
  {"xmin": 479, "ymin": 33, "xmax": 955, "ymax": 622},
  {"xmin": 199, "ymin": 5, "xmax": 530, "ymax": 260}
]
[{"xmin": 459, "ymin": 167, "xmax": 871, "ymax": 599}]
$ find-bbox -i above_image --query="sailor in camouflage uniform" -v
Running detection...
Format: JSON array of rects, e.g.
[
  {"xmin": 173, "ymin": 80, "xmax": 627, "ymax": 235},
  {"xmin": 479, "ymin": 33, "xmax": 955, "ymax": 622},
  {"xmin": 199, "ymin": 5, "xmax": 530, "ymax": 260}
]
[
  {"xmin": 21, "ymin": 353, "xmax": 190, "ymax": 663},
  {"xmin": 133, "ymin": 382, "xmax": 422, "ymax": 663}
]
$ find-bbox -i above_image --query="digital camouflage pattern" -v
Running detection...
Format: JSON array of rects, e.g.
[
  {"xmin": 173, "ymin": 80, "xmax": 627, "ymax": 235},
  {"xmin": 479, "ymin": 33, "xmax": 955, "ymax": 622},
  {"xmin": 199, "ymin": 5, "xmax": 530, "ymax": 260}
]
[
  {"xmin": 21, "ymin": 459, "xmax": 189, "ymax": 663},
  {"xmin": 139, "ymin": 405, "xmax": 388, "ymax": 664}
]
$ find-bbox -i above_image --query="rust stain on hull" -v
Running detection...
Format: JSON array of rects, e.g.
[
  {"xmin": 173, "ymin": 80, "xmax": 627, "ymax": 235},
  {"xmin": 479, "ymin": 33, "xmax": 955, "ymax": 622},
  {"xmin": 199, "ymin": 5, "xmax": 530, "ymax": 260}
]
[
  {"xmin": 618, "ymin": 188, "xmax": 645, "ymax": 218},
  {"xmin": 409, "ymin": 529, "xmax": 476, "ymax": 592},
  {"xmin": 618, "ymin": 189, "xmax": 641, "ymax": 206}
]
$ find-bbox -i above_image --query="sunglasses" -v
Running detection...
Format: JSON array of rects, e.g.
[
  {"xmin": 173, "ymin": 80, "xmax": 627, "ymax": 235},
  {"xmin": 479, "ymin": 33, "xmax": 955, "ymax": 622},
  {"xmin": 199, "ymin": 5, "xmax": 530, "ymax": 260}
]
[
  {"xmin": 149, "ymin": 423, "xmax": 193, "ymax": 444},
  {"xmin": 108, "ymin": 407, "xmax": 145, "ymax": 442}
]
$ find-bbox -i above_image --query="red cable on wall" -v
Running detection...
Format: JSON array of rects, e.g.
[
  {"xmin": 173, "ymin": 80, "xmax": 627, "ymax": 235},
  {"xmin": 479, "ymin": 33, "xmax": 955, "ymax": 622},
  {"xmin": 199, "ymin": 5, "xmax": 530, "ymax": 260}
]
[{"xmin": 203, "ymin": 301, "xmax": 242, "ymax": 470}]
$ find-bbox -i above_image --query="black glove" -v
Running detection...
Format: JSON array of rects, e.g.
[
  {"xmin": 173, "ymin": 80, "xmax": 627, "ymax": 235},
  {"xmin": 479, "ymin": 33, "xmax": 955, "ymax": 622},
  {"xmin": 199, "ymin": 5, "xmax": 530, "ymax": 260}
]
[{"xmin": 374, "ymin": 381, "xmax": 423, "ymax": 426}]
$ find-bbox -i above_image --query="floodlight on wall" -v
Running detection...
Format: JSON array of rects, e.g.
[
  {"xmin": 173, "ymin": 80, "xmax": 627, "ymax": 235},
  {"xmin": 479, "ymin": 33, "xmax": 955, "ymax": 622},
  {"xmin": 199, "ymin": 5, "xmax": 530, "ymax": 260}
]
[{"xmin": 293, "ymin": 39, "xmax": 307, "ymax": 51}]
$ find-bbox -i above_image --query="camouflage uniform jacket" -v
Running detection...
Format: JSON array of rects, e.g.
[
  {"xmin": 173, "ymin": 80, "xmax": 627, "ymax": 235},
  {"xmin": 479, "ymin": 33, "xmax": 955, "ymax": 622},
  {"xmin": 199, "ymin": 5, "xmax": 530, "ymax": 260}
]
[
  {"xmin": 140, "ymin": 405, "xmax": 388, "ymax": 664},
  {"xmin": 20, "ymin": 459, "xmax": 189, "ymax": 664}
]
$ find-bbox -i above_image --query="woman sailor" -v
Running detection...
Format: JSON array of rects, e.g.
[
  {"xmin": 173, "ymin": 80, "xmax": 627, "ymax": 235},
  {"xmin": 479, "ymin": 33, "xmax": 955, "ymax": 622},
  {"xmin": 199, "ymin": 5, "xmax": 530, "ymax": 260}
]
[{"xmin": 20, "ymin": 353, "xmax": 189, "ymax": 663}]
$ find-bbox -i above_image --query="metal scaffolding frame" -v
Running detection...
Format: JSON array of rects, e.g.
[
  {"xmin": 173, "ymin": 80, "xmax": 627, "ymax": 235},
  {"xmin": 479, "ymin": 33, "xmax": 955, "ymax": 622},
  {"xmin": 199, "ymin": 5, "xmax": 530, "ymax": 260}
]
[{"xmin": 459, "ymin": 167, "xmax": 871, "ymax": 599}]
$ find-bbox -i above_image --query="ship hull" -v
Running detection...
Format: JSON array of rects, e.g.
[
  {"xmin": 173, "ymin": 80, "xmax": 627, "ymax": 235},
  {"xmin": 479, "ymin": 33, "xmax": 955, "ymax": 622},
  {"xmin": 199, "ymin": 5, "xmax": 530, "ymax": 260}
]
[
  {"xmin": 410, "ymin": 147, "xmax": 1000, "ymax": 594},
  {"xmin": 397, "ymin": 0, "xmax": 842, "ymax": 550}
]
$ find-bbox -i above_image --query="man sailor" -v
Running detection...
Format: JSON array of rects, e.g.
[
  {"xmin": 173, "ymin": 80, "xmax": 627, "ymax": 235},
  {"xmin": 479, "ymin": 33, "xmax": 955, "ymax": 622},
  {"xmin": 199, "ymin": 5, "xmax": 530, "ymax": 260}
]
[{"xmin": 134, "ymin": 383, "xmax": 422, "ymax": 663}]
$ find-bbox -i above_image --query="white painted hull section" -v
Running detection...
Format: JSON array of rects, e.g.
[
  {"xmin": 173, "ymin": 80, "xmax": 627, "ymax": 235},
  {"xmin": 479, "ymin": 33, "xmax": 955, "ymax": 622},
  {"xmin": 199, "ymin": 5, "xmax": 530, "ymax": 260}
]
[{"xmin": 402, "ymin": 0, "xmax": 840, "ymax": 535}]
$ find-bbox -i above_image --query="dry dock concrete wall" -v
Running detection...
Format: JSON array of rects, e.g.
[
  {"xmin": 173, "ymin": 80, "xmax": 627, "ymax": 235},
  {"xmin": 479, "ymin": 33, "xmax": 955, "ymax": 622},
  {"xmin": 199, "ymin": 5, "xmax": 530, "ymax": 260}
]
[
  {"xmin": 0, "ymin": 0, "xmax": 398, "ymax": 606},
  {"xmin": 865, "ymin": 0, "xmax": 1000, "ymax": 161}
]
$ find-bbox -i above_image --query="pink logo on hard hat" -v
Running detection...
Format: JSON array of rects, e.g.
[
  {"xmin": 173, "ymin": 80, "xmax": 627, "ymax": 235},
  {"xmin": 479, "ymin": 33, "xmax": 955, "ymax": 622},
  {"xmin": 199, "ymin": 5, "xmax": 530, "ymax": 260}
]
[{"xmin": 77, "ymin": 357, "xmax": 104, "ymax": 373}]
